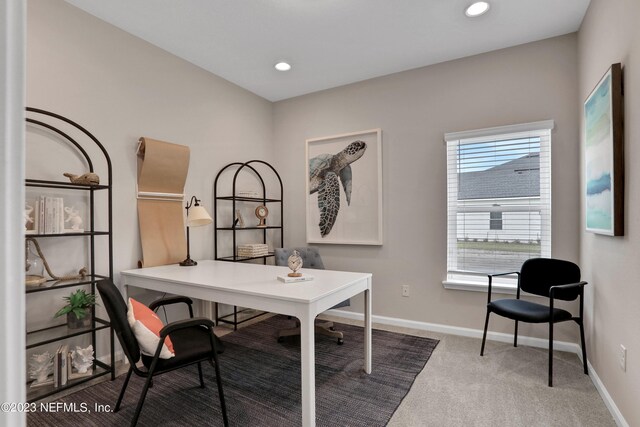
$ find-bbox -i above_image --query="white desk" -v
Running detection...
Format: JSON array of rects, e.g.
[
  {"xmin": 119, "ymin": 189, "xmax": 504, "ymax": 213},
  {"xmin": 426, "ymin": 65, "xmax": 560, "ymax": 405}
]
[{"xmin": 121, "ymin": 260, "xmax": 372, "ymax": 427}]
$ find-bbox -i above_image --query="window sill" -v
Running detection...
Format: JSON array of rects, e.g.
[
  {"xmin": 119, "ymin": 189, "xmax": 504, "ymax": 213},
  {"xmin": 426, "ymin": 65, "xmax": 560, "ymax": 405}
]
[
  {"xmin": 442, "ymin": 278, "xmax": 545, "ymax": 299},
  {"xmin": 443, "ymin": 279, "xmax": 515, "ymax": 295}
]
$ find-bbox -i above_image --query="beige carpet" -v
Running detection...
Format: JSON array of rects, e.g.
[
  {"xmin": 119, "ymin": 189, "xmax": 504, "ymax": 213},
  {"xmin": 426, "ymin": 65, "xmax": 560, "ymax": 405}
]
[
  {"xmin": 319, "ymin": 316, "xmax": 615, "ymax": 427},
  {"xmin": 44, "ymin": 312, "xmax": 616, "ymax": 427}
]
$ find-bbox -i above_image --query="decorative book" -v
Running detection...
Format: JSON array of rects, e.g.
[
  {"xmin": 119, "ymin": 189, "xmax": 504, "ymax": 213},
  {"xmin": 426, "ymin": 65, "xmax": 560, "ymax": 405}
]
[{"xmin": 277, "ymin": 274, "xmax": 314, "ymax": 283}]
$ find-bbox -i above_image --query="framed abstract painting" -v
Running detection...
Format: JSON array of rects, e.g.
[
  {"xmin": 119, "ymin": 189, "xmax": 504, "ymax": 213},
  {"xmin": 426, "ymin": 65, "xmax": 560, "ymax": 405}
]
[
  {"xmin": 306, "ymin": 129, "xmax": 383, "ymax": 245},
  {"xmin": 584, "ymin": 63, "xmax": 624, "ymax": 236}
]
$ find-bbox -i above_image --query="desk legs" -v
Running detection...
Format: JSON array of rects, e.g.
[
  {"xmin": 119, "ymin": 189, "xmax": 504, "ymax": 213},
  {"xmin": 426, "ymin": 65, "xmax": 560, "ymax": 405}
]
[
  {"xmin": 364, "ymin": 283, "xmax": 372, "ymax": 374},
  {"xmin": 300, "ymin": 311, "xmax": 316, "ymax": 427}
]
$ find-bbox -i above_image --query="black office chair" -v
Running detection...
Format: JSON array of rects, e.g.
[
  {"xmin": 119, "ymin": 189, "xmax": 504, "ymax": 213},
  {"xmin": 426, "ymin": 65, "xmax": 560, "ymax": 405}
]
[
  {"xmin": 97, "ymin": 279, "xmax": 228, "ymax": 426},
  {"xmin": 480, "ymin": 258, "xmax": 588, "ymax": 386},
  {"xmin": 274, "ymin": 247, "xmax": 348, "ymax": 345}
]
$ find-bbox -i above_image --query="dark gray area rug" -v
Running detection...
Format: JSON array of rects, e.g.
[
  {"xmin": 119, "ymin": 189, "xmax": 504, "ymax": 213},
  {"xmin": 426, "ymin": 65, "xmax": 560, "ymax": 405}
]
[{"xmin": 28, "ymin": 315, "xmax": 438, "ymax": 426}]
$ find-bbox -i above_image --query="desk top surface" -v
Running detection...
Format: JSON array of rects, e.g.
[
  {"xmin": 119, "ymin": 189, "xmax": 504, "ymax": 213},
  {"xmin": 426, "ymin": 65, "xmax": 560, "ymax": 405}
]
[{"xmin": 121, "ymin": 260, "xmax": 371, "ymax": 303}]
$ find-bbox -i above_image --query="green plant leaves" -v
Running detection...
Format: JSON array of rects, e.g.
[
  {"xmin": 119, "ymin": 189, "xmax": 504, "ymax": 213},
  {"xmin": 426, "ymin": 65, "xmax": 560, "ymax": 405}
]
[{"xmin": 53, "ymin": 288, "xmax": 97, "ymax": 318}]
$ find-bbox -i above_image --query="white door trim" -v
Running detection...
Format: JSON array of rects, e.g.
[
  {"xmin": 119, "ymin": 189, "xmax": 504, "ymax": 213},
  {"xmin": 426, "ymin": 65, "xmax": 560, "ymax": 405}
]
[{"xmin": 0, "ymin": 0, "xmax": 26, "ymax": 425}]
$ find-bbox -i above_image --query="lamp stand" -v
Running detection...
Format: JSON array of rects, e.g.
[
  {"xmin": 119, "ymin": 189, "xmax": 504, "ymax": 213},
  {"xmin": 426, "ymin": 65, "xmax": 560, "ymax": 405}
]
[
  {"xmin": 180, "ymin": 195, "xmax": 212, "ymax": 267},
  {"xmin": 180, "ymin": 225, "xmax": 197, "ymax": 266}
]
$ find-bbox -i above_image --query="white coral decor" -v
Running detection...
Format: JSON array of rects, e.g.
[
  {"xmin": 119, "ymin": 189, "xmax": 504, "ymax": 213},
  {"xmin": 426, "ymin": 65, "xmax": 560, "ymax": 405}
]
[
  {"xmin": 71, "ymin": 344, "xmax": 94, "ymax": 374},
  {"xmin": 29, "ymin": 352, "xmax": 54, "ymax": 383}
]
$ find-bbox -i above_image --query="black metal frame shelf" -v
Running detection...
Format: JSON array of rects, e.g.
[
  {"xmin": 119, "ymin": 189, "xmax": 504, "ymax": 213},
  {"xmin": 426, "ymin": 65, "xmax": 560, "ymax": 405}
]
[
  {"xmin": 27, "ymin": 231, "xmax": 109, "ymax": 237},
  {"xmin": 26, "ymin": 318, "xmax": 111, "ymax": 349},
  {"xmin": 216, "ymin": 226, "xmax": 282, "ymax": 231},
  {"xmin": 213, "ymin": 160, "xmax": 284, "ymax": 330},
  {"xmin": 216, "ymin": 253, "xmax": 275, "ymax": 262},
  {"xmin": 26, "ymin": 179, "xmax": 109, "ymax": 191},
  {"xmin": 26, "ymin": 274, "xmax": 108, "ymax": 294},
  {"xmin": 216, "ymin": 195, "xmax": 282, "ymax": 203},
  {"xmin": 25, "ymin": 107, "xmax": 115, "ymax": 402},
  {"xmin": 27, "ymin": 363, "xmax": 112, "ymax": 402},
  {"xmin": 215, "ymin": 308, "xmax": 270, "ymax": 329}
]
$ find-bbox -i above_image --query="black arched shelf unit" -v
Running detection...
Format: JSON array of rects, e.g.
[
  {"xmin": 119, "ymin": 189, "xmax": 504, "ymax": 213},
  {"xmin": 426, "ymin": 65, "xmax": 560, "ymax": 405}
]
[
  {"xmin": 213, "ymin": 160, "xmax": 284, "ymax": 261},
  {"xmin": 24, "ymin": 107, "xmax": 114, "ymax": 402},
  {"xmin": 213, "ymin": 160, "xmax": 284, "ymax": 329}
]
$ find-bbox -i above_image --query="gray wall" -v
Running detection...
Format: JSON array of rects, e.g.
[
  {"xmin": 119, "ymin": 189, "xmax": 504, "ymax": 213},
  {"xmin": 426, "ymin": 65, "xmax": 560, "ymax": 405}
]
[
  {"xmin": 578, "ymin": 0, "xmax": 640, "ymax": 424},
  {"xmin": 27, "ymin": 0, "xmax": 274, "ymax": 279},
  {"xmin": 273, "ymin": 34, "xmax": 581, "ymax": 342},
  {"xmin": 26, "ymin": 0, "xmax": 273, "ymax": 340}
]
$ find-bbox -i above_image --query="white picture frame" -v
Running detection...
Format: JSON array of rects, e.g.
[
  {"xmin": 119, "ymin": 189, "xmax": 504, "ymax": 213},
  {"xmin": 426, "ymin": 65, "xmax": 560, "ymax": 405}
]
[{"xmin": 306, "ymin": 129, "xmax": 383, "ymax": 245}]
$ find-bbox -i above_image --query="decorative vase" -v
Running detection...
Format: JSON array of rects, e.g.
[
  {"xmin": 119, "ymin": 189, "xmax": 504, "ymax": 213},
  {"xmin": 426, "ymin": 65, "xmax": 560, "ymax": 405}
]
[
  {"xmin": 67, "ymin": 311, "xmax": 92, "ymax": 329},
  {"xmin": 25, "ymin": 239, "xmax": 46, "ymax": 286}
]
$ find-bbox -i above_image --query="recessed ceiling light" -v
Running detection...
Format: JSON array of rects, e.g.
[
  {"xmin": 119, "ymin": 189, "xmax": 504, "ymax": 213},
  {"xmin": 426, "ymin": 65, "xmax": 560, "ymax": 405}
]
[
  {"xmin": 465, "ymin": 1, "xmax": 490, "ymax": 17},
  {"xmin": 274, "ymin": 62, "xmax": 292, "ymax": 71}
]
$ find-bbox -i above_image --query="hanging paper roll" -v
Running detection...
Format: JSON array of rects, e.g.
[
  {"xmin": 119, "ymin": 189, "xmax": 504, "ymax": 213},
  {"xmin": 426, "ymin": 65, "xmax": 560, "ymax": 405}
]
[{"xmin": 136, "ymin": 137, "xmax": 190, "ymax": 267}]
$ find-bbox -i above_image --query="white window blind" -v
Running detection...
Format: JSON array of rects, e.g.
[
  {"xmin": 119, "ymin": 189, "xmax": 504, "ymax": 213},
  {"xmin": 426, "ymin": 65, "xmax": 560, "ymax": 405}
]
[{"xmin": 445, "ymin": 121, "xmax": 552, "ymax": 285}]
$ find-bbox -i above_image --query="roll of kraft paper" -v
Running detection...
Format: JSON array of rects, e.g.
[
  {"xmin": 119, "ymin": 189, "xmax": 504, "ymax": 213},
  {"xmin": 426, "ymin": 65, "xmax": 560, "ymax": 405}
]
[{"xmin": 137, "ymin": 137, "xmax": 190, "ymax": 268}]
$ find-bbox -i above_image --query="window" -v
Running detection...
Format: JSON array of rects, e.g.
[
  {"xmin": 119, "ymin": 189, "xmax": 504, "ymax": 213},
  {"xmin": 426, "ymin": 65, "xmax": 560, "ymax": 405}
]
[
  {"xmin": 489, "ymin": 211, "xmax": 503, "ymax": 230},
  {"xmin": 444, "ymin": 121, "xmax": 553, "ymax": 288}
]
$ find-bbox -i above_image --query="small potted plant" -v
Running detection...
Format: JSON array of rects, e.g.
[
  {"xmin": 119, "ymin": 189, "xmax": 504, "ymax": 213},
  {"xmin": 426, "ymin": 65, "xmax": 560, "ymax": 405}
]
[{"xmin": 54, "ymin": 289, "xmax": 97, "ymax": 329}]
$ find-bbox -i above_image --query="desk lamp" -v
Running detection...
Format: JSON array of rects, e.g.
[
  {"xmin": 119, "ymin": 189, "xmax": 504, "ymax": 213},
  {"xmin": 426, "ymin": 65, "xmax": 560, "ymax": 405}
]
[{"xmin": 180, "ymin": 196, "xmax": 212, "ymax": 266}]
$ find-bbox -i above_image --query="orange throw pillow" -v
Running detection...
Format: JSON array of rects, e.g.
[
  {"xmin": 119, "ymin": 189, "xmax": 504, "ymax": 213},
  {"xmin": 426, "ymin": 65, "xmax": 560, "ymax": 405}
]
[{"xmin": 127, "ymin": 297, "xmax": 175, "ymax": 359}]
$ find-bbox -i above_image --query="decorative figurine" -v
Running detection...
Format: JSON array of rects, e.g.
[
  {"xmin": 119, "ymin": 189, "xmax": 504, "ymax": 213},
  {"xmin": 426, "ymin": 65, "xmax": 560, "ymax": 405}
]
[
  {"xmin": 235, "ymin": 209, "xmax": 245, "ymax": 228},
  {"xmin": 63, "ymin": 172, "xmax": 100, "ymax": 186},
  {"xmin": 70, "ymin": 344, "xmax": 94, "ymax": 374},
  {"xmin": 24, "ymin": 204, "xmax": 34, "ymax": 231},
  {"xmin": 29, "ymin": 352, "xmax": 54, "ymax": 384},
  {"xmin": 64, "ymin": 206, "xmax": 83, "ymax": 231},
  {"xmin": 287, "ymin": 250, "xmax": 303, "ymax": 277}
]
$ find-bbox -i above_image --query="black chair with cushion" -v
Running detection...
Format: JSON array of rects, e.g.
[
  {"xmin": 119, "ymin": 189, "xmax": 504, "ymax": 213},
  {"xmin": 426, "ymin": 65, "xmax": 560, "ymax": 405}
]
[
  {"xmin": 97, "ymin": 279, "xmax": 228, "ymax": 426},
  {"xmin": 480, "ymin": 258, "xmax": 588, "ymax": 386},
  {"xmin": 274, "ymin": 247, "xmax": 348, "ymax": 345}
]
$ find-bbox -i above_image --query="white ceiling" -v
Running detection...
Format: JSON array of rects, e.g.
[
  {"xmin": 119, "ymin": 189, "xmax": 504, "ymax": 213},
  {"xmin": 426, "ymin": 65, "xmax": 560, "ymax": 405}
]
[{"xmin": 64, "ymin": 0, "xmax": 591, "ymax": 102}]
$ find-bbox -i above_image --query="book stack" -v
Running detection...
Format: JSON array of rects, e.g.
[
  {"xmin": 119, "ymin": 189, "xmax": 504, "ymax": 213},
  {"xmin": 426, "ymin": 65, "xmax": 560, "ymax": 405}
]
[
  {"xmin": 44, "ymin": 344, "xmax": 93, "ymax": 389},
  {"xmin": 35, "ymin": 196, "xmax": 78, "ymax": 234},
  {"xmin": 53, "ymin": 344, "xmax": 68, "ymax": 388},
  {"xmin": 237, "ymin": 190, "xmax": 259, "ymax": 198},
  {"xmin": 237, "ymin": 243, "xmax": 269, "ymax": 258}
]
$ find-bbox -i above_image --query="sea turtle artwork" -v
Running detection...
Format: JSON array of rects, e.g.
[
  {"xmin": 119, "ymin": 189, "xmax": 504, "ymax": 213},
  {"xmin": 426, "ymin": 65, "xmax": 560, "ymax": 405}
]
[{"xmin": 309, "ymin": 140, "xmax": 367, "ymax": 237}]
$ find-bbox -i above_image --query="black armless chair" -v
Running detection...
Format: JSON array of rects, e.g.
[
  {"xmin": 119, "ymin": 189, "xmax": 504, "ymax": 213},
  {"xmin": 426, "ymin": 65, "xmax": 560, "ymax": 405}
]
[
  {"xmin": 274, "ymin": 247, "xmax": 348, "ymax": 344},
  {"xmin": 480, "ymin": 258, "xmax": 588, "ymax": 387},
  {"xmin": 97, "ymin": 279, "xmax": 228, "ymax": 426}
]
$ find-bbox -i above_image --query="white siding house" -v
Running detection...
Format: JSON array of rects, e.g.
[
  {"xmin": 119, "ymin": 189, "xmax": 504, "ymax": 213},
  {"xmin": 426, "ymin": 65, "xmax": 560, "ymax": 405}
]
[{"xmin": 456, "ymin": 154, "xmax": 541, "ymax": 243}]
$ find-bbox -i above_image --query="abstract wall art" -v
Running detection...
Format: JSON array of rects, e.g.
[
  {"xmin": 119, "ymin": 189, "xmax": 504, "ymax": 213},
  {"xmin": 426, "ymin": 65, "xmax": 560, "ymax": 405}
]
[{"xmin": 584, "ymin": 63, "xmax": 624, "ymax": 236}]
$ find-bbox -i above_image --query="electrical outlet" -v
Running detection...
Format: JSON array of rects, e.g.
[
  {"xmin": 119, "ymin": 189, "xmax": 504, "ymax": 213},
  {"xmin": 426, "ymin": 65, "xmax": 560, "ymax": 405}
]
[
  {"xmin": 619, "ymin": 345, "xmax": 627, "ymax": 372},
  {"xmin": 401, "ymin": 285, "xmax": 410, "ymax": 297}
]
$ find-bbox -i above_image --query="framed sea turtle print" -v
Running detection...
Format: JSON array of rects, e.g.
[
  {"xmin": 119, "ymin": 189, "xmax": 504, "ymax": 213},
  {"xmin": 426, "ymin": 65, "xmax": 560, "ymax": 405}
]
[
  {"xmin": 306, "ymin": 129, "xmax": 383, "ymax": 245},
  {"xmin": 584, "ymin": 63, "xmax": 624, "ymax": 236}
]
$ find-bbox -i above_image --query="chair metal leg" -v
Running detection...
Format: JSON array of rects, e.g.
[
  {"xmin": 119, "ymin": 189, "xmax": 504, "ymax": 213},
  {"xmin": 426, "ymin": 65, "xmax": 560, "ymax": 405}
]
[
  {"xmin": 514, "ymin": 320, "xmax": 519, "ymax": 347},
  {"xmin": 114, "ymin": 366, "xmax": 133, "ymax": 412},
  {"xmin": 198, "ymin": 362, "xmax": 205, "ymax": 388},
  {"xmin": 579, "ymin": 320, "xmax": 588, "ymax": 375},
  {"xmin": 131, "ymin": 373, "xmax": 154, "ymax": 426},
  {"xmin": 480, "ymin": 311, "xmax": 490, "ymax": 356},
  {"xmin": 548, "ymin": 321, "xmax": 554, "ymax": 387},
  {"xmin": 210, "ymin": 358, "xmax": 229, "ymax": 427}
]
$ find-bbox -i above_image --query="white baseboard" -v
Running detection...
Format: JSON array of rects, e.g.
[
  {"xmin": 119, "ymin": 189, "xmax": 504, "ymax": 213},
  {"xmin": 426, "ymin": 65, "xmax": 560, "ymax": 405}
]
[
  {"xmin": 326, "ymin": 308, "xmax": 628, "ymax": 427},
  {"xmin": 586, "ymin": 359, "xmax": 629, "ymax": 427},
  {"xmin": 327, "ymin": 309, "xmax": 580, "ymax": 352}
]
